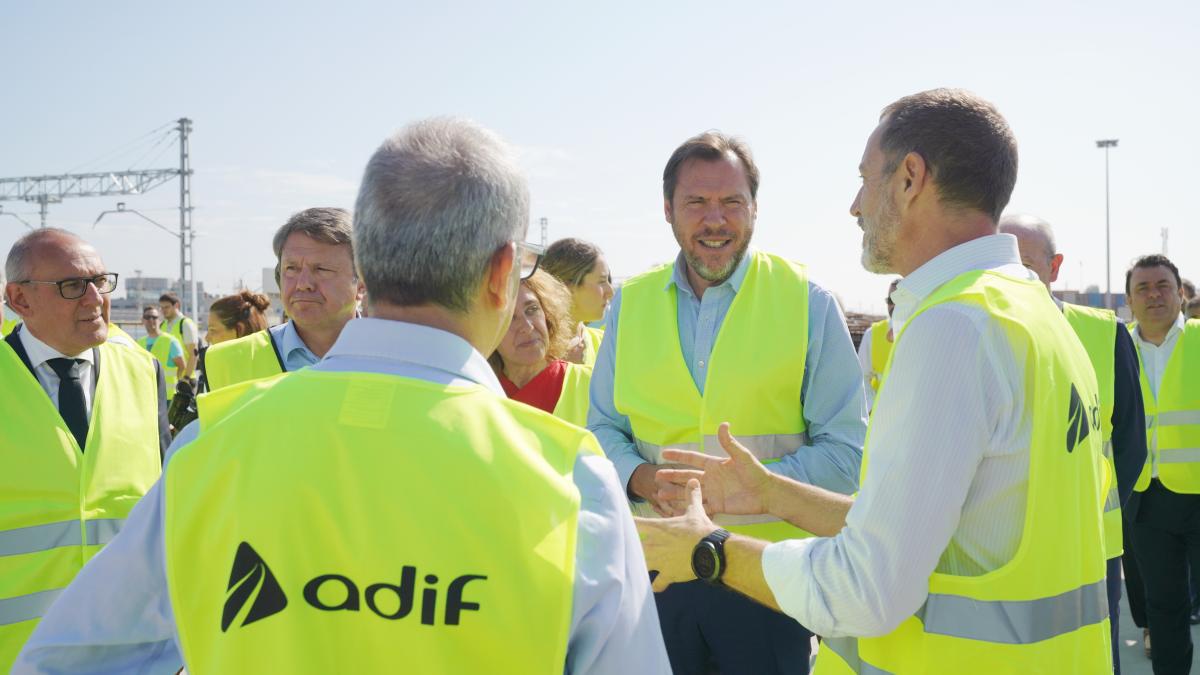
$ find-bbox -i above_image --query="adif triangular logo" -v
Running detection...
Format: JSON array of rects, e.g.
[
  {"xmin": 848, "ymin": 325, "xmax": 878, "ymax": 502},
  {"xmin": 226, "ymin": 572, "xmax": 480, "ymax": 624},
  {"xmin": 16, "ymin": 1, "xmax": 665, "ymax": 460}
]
[
  {"xmin": 222, "ymin": 542, "xmax": 288, "ymax": 632},
  {"xmin": 1066, "ymin": 384, "xmax": 1092, "ymax": 453}
]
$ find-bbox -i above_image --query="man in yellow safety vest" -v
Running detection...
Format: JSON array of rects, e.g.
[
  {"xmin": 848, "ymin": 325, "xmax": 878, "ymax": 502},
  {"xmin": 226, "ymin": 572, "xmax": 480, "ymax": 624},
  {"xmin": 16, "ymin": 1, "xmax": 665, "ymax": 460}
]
[
  {"xmin": 856, "ymin": 278, "xmax": 900, "ymax": 411},
  {"xmin": 15, "ymin": 118, "xmax": 670, "ymax": 675},
  {"xmin": 137, "ymin": 305, "xmax": 187, "ymax": 402},
  {"xmin": 639, "ymin": 89, "xmax": 1113, "ymax": 674}
]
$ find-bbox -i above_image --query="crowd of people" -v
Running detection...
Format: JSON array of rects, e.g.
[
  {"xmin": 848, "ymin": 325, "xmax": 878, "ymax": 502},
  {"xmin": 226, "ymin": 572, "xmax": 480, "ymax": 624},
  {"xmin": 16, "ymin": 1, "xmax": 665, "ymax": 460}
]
[{"xmin": 1, "ymin": 87, "xmax": 1197, "ymax": 675}]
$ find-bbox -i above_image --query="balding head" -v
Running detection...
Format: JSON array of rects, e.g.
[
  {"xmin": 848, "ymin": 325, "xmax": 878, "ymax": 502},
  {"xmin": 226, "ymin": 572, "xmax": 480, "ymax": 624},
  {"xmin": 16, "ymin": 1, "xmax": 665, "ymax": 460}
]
[
  {"xmin": 998, "ymin": 214, "xmax": 1062, "ymax": 290},
  {"xmin": 5, "ymin": 228, "xmax": 111, "ymax": 355}
]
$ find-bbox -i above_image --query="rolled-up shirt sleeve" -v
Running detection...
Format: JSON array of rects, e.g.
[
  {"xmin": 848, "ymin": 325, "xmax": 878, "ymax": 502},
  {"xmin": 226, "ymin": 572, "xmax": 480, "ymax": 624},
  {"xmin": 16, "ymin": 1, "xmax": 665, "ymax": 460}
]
[
  {"xmin": 767, "ymin": 282, "xmax": 867, "ymax": 496},
  {"xmin": 587, "ymin": 289, "xmax": 648, "ymax": 499},
  {"xmin": 761, "ymin": 305, "xmax": 1007, "ymax": 637}
]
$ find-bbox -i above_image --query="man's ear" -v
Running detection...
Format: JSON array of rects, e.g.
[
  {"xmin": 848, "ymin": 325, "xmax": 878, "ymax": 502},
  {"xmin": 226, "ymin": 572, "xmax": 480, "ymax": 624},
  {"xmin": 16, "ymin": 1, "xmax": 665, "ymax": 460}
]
[
  {"xmin": 900, "ymin": 151, "xmax": 930, "ymax": 207},
  {"xmin": 663, "ymin": 198, "xmax": 673, "ymax": 224},
  {"xmin": 1049, "ymin": 253, "xmax": 1065, "ymax": 284},
  {"xmin": 485, "ymin": 243, "xmax": 516, "ymax": 310},
  {"xmin": 5, "ymin": 282, "xmax": 32, "ymax": 319}
]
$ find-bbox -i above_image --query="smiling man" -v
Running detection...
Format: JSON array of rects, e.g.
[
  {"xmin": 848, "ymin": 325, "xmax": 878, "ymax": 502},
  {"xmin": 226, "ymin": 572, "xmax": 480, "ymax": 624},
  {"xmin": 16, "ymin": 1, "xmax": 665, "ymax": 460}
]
[
  {"xmin": 589, "ymin": 131, "xmax": 867, "ymax": 674},
  {"xmin": 204, "ymin": 207, "xmax": 364, "ymax": 389},
  {"xmin": 1123, "ymin": 253, "xmax": 1200, "ymax": 674},
  {"xmin": 0, "ymin": 229, "xmax": 169, "ymax": 671}
]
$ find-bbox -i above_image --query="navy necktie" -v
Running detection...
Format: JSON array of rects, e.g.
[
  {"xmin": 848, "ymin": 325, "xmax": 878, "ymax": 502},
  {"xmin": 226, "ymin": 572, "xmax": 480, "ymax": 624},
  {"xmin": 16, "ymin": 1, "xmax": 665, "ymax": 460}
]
[{"xmin": 47, "ymin": 357, "xmax": 89, "ymax": 452}]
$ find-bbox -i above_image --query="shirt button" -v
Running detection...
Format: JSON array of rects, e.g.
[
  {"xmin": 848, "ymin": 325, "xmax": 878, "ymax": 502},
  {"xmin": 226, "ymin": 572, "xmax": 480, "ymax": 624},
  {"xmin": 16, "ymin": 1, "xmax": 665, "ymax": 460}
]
[{"xmin": 698, "ymin": 360, "xmax": 705, "ymax": 368}]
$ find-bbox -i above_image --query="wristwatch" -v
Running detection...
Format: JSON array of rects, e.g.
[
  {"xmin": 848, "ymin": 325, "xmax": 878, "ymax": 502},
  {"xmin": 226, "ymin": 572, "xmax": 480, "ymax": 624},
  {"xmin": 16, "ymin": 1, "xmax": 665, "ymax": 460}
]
[{"xmin": 691, "ymin": 528, "xmax": 732, "ymax": 584}]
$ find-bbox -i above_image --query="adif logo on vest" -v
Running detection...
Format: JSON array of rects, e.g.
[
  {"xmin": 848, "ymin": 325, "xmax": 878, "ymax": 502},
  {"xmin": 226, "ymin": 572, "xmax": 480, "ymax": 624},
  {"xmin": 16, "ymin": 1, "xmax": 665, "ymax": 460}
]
[
  {"xmin": 222, "ymin": 542, "xmax": 288, "ymax": 631},
  {"xmin": 220, "ymin": 542, "xmax": 487, "ymax": 631},
  {"xmin": 1066, "ymin": 384, "xmax": 1101, "ymax": 453}
]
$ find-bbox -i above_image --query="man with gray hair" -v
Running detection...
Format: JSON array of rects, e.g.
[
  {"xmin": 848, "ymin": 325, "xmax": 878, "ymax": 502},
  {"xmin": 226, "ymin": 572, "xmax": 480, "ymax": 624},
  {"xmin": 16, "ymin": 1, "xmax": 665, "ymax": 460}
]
[
  {"xmin": 204, "ymin": 206, "xmax": 364, "ymax": 390},
  {"xmin": 15, "ymin": 118, "xmax": 670, "ymax": 674},
  {"xmin": 1001, "ymin": 213, "xmax": 1147, "ymax": 674}
]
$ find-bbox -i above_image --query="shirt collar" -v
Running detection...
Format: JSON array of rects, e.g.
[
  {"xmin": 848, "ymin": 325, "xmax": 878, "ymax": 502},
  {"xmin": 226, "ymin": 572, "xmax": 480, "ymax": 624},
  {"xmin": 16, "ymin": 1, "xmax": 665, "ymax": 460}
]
[
  {"xmin": 323, "ymin": 318, "xmax": 505, "ymax": 396},
  {"xmin": 18, "ymin": 324, "xmax": 97, "ymax": 367},
  {"xmin": 667, "ymin": 247, "xmax": 754, "ymax": 298},
  {"xmin": 1134, "ymin": 312, "xmax": 1186, "ymax": 346},
  {"xmin": 277, "ymin": 321, "xmax": 319, "ymax": 363},
  {"xmin": 891, "ymin": 233, "xmax": 1033, "ymax": 332}
]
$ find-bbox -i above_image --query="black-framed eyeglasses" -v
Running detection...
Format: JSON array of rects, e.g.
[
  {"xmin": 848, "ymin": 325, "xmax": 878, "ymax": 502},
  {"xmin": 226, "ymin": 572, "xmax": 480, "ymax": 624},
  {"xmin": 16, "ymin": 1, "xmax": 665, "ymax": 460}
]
[
  {"xmin": 516, "ymin": 242, "xmax": 544, "ymax": 280},
  {"xmin": 17, "ymin": 273, "xmax": 119, "ymax": 300}
]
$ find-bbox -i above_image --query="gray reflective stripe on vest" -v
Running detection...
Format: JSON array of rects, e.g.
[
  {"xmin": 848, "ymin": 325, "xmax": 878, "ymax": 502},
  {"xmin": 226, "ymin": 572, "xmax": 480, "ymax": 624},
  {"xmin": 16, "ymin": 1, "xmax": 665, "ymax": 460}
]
[
  {"xmin": 1158, "ymin": 448, "xmax": 1200, "ymax": 464},
  {"xmin": 1102, "ymin": 440, "xmax": 1113, "ymax": 459},
  {"xmin": 917, "ymin": 578, "xmax": 1108, "ymax": 644},
  {"xmin": 0, "ymin": 588, "xmax": 63, "ymax": 626},
  {"xmin": 1158, "ymin": 410, "xmax": 1200, "ymax": 427},
  {"xmin": 0, "ymin": 518, "xmax": 125, "ymax": 557},
  {"xmin": 821, "ymin": 637, "xmax": 894, "ymax": 675},
  {"xmin": 1104, "ymin": 486, "xmax": 1121, "ymax": 513}
]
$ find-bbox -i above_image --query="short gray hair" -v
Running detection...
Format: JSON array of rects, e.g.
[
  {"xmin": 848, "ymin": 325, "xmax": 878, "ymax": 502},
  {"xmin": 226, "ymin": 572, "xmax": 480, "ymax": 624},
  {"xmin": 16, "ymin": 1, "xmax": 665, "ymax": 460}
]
[
  {"xmin": 998, "ymin": 213, "xmax": 1056, "ymax": 260},
  {"xmin": 353, "ymin": 117, "xmax": 529, "ymax": 311},
  {"xmin": 272, "ymin": 207, "xmax": 354, "ymax": 282},
  {"xmin": 5, "ymin": 228, "xmax": 80, "ymax": 284}
]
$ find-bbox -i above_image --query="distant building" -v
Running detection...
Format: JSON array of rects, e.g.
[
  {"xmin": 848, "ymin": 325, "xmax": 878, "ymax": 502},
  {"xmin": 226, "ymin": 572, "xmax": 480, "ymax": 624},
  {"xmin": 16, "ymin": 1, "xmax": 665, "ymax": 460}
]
[{"xmin": 1053, "ymin": 287, "xmax": 1132, "ymax": 321}]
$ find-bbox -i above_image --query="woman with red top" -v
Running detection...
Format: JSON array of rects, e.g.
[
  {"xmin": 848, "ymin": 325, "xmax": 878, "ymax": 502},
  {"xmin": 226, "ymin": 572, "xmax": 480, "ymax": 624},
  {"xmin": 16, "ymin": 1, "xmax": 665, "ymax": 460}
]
[{"xmin": 490, "ymin": 270, "xmax": 593, "ymax": 426}]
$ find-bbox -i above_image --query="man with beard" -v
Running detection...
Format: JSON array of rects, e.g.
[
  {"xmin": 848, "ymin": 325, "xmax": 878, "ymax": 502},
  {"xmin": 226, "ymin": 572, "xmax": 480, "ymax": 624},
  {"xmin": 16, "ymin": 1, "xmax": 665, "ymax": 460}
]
[
  {"xmin": 637, "ymin": 89, "xmax": 1112, "ymax": 673},
  {"xmin": 589, "ymin": 131, "xmax": 867, "ymax": 674}
]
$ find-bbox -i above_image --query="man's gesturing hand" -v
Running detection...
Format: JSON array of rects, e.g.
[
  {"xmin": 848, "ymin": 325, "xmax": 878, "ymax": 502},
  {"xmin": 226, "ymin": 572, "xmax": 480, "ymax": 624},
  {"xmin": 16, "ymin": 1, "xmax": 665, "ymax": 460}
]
[
  {"xmin": 635, "ymin": 478, "xmax": 715, "ymax": 592},
  {"xmin": 653, "ymin": 422, "xmax": 774, "ymax": 517}
]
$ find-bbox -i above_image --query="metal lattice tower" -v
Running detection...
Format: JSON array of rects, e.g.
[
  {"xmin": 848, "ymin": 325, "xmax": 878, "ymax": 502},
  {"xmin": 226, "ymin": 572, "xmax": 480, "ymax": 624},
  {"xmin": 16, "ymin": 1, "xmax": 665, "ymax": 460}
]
[
  {"xmin": 539, "ymin": 216, "xmax": 549, "ymax": 247},
  {"xmin": 0, "ymin": 118, "xmax": 198, "ymax": 316}
]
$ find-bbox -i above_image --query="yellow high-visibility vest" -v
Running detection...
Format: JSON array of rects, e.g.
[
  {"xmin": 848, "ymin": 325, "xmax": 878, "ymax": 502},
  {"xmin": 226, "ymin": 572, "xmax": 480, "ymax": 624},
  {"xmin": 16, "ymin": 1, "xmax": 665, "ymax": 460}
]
[
  {"xmin": 139, "ymin": 333, "xmax": 184, "ymax": 400},
  {"xmin": 166, "ymin": 369, "xmax": 584, "ymax": 674},
  {"xmin": 204, "ymin": 329, "xmax": 285, "ymax": 391},
  {"xmin": 1062, "ymin": 303, "xmax": 1122, "ymax": 559},
  {"xmin": 0, "ymin": 340, "xmax": 162, "ymax": 671},
  {"xmin": 817, "ymin": 271, "xmax": 1110, "ymax": 674},
  {"xmin": 162, "ymin": 314, "xmax": 197, "ymax": 346},
  {"xmin": 552, "ymin": 362, "xmax": 592, "ymax": 427},
  {"xmin": 2, "ymin": 317, "xmax": 20, "ymax": 337},
  {"xmin": 581, "ymin": 326, "xmax": 604, "ymax": 367},
  {"xmin": 1131, "ymin": 320, "xmax": 1200, "ymax": 493},
  {"xmin": 614, "ymin": 251, "xmax": 810, "ymax": 541},
  {"xmin": 867, "ymin": 319, "xmax": 892, "ymax": 395}
]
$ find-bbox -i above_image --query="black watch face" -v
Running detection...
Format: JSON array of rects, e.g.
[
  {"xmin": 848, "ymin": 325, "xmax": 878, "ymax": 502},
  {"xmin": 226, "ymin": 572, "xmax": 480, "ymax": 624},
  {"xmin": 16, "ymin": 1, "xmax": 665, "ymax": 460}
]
[{"xmin": 692, "ymin": 542, "xmax": 718, "ymax": 580}]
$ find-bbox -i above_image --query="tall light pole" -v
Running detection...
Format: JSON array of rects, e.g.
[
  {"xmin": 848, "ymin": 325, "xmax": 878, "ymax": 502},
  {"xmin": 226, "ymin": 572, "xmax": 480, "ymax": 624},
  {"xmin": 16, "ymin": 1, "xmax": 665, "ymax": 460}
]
[
  {"xmin": 1096, "ymin": 139, "xmax": 1118, "ymax": 309},
  {"xmin": 94, "ymin": 202, "xmax": 197, "ymax": 312}
]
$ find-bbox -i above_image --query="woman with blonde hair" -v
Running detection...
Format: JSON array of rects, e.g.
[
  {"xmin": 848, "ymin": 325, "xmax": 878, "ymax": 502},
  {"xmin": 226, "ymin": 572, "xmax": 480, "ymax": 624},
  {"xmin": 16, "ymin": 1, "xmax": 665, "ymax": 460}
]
[
  {"xmin": 540, "ymin": 238, "xmax": 613, "ymax": 366},
  {"xmin": 490, "ymin": 270, "xmax": 593, "ymax": 426}
]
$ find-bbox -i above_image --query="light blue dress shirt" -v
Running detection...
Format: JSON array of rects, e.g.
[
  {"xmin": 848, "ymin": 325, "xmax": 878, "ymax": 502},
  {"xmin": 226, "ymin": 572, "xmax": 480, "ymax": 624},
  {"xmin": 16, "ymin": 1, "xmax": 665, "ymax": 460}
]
[
  {"xmin": 269, "ymin": 321, "xmax": 319, "ymax": 371},
  {"xmin": 15, "ymin": 318, "xmax": 670, "ymax": 675},
  {"xmin": 588, "ymin": 250, "xmax": 867, "ymax": 498}
]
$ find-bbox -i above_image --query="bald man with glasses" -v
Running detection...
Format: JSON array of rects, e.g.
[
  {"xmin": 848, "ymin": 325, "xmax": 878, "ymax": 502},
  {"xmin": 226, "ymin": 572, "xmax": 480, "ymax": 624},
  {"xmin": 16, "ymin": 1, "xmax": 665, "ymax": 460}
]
[{"xmin": 0, "ymin": 228, "xmax": 169, "ymax": 672}]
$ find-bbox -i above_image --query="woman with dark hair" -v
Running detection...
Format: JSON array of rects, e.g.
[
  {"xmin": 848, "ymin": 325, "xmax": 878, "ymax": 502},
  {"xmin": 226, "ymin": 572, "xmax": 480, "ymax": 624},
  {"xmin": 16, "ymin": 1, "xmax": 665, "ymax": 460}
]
[
  {"xmin": 540, "ymin": 238, "xmax": 614, "ymax": 366},
  {"xmin": 490, "ymin": 271, "xmax": 592, "ymax": 426},
  {"xmin": 206, "ymin": 290, "xmax": 271, "ymax": 345}
]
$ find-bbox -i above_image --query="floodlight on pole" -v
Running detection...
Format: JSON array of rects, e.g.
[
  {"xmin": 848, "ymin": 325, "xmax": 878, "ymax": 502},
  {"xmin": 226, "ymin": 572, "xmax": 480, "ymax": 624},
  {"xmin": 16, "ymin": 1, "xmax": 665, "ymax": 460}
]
[
  {"xmin": 0, "ymin": 205, "xmax": 35, "ymax": 231},
  {"xmin": 1096, "ymin": 139, "xmax": 1118, "ymax": 309}
]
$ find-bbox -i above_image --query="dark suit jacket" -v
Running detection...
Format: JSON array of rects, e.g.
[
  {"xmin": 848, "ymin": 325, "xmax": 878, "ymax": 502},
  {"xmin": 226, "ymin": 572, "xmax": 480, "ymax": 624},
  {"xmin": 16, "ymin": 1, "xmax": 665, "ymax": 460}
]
[{"xmin": 5, "ymin": 326, "xmax": 171, "ymax": 459}]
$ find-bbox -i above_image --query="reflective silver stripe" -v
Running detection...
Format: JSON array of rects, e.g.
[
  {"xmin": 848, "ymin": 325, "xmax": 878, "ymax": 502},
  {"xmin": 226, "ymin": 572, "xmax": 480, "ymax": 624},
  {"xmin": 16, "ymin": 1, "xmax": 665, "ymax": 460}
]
[
  {"xmin": 85, "ymin": 518, "xmax": 124, "ymax": 546},
  {"xmin": 0, "ymin": 518, "xmax": 125, "ymax": 558},
  {"xmin": 919, "ymin": 578, "xmax": 1108, "ymax": 644},
  {"xmin": 821, "ymin": 637, "xmax": 894, "ymax": 675},
  {"xmin": 0, "ymin": 588, "xmax": 62, "ymax": 626},
  {"xmin": 1102, "ymin": 440, "xmax": 1113, "ymax": 459},
  {"xmin": 1104, "ymin": 487, "xmax": 1121, "ymax": 513},
  {"xmin": 1157, "ymin": 448, "xmax": 1200, "ymax": 464},
  {"xmin": 1158, "ymin": 410, "xmax": 1200, "ymax": 427}
]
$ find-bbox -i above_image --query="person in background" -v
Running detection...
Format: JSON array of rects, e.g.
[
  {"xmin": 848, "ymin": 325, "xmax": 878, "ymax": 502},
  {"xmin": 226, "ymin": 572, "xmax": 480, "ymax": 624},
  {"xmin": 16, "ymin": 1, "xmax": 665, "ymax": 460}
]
[
  {"xmin": 137, "ymin": 305, "xmax": 186, "ymax": 402},
  {"xmin": 205, "ymin": 290, "xmax": 271, "ymax": 346},
  {"xmin": 856, "ymin": 277, "xmax": 900, "ymax": 410},
  {"xmin": 2, "ymin": 265, "xmax": 20, "ymax": 336},
  {"xmin": 490, "ymin": 270, "xmax": 592, "ymax": 426},
  {"xmin": 1001, "ymin": 213, "xmax": 1147, "ymax": 674},
  {"xmin": 1187, "ymin": 296, "xmax": 1200, "ymax": 320},
  {"xmin": 1124, "ymin": 254, "xmax": 1200, "ymax": 675},
  {"xmin": 158, "ymin": 291, "xmax": 198, "ymax": 381},
  {"xmin": 2, "ymin": 229, "xmax": 168, "ymax": 672},
  {"xmin": 541, "ymin": 237, "xmax": 614, "ymax": 366},
  {"xmin": 204, "ymin": 208, "xmax": 362, "ymax": 390},
  {"xmin": 1181, "ymin": 279, "xmax": 1195, "ymax": 307}
]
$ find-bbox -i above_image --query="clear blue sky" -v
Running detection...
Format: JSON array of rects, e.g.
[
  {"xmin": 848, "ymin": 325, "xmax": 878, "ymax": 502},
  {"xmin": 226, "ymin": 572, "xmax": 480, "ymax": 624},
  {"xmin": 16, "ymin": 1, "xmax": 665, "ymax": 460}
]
[{"xmin": 2, "ymin": 0, "xmax": 1196, "ymax": 314}]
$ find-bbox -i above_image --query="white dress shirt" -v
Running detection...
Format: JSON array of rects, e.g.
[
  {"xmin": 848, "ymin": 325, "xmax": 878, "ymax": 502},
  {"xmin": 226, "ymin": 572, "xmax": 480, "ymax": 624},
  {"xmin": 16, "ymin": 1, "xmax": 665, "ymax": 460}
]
[
  {"xmin": 761, "ymin": 234, "xmax": 1039, "ymax": 638},
  {"xmin": 18, "ymin": 326, "xmax": 97, "ymax": 419},
  {"xmin": 1132, "ymin": 312, "xmax": 1186, "ymax": 477},
  {"xmin": 15, "ymin": 318, "xmax": 671, "ymax": 675}
]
